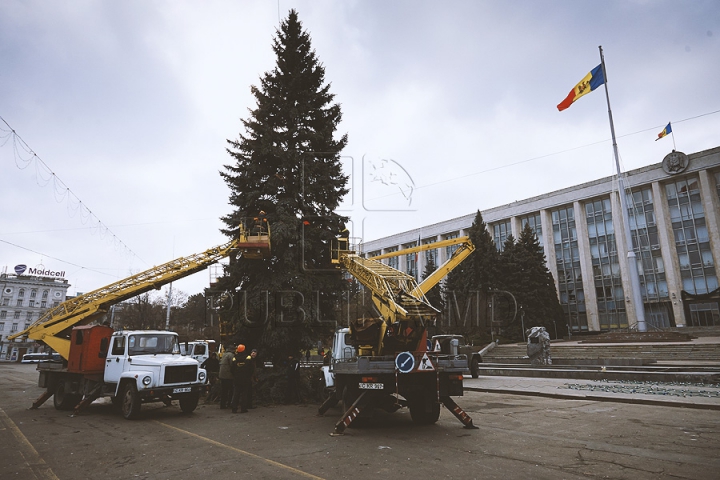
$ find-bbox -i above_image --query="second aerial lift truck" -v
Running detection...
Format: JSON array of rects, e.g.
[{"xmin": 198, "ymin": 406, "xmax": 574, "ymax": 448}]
[{"xmin": 318, "ymin": 235, "xmax": 478, "ymax": 434}]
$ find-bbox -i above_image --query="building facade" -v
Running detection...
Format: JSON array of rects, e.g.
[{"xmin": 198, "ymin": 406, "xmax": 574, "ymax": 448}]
[
  {"xmin": 361, "ymin": 146, "xmax": 720, "ymax": 333},
  {"xmin": 0, "ymin": 270, "xmax": 70, "ymax": 361}
]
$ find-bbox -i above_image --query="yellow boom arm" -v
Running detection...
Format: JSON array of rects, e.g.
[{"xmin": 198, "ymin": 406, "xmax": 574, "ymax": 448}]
[{"xmin": 9, "ymin": 238, "xmax": 240, "ymax": 359}]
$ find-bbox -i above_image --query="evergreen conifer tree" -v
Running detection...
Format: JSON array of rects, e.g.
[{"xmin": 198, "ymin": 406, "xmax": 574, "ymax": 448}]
[
  {"xmin": 513, "ymin": 223, "xmax": 564, "ymax": 338},
  {"xmin": 219, "ymin": 10, "xmax": 348, "ymax": 360},
  {"xmin": 497, "ymin": 225, "xmax": 563, "ymax": 340},
  {"xmin": 443, "ymin": 211, "xmax": 497, "ymax": 339}
]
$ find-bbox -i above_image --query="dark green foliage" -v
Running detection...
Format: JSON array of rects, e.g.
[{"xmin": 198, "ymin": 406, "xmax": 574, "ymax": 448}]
[
  {"xmin": 441, "ymin": 212, "xmax": 563, "ymax": 343},
  {"xmin": 497, "ymin": 223, "xmax": 564, "ymax": 340},
  {"xmin": 442, "ymin": 211, "xmax": 497, "ymax": 339},
  {"xmin": 218, "ymin": 10, "xmax": 348, "ymax": 363},
  {"xmin": 421, "ymin": 258, "xmax": 444, "ymax": 313}
]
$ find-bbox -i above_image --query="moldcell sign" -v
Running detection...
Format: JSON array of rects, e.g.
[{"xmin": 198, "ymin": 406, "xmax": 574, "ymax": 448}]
[{"xmin": 14, "ymin": 264, "xmax": 66, "ymax": 278}]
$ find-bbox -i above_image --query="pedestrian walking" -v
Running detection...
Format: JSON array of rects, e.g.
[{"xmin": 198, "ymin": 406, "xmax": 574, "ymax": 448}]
[{"xmin": 218, "ymin": 345, "xmax": 235, "ymax": 409}]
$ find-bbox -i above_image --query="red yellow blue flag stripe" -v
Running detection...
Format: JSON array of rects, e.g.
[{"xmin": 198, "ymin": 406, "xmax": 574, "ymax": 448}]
[
  {"xmin": 557, "ymin": 64, "xmax": 606, "ymax": 111},
  {"xmin": 655, "ymin": 122, "xmax": 672, "ymax": 141}
]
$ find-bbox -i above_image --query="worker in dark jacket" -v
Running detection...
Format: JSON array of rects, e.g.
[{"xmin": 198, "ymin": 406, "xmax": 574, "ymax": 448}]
[
  {"xmin": 285, "ymin": 353, "xmax": 301, "ymax": 404},
  {"xmin": 230, "ymin": 344, "xmax": 252, "ymax": 413}
]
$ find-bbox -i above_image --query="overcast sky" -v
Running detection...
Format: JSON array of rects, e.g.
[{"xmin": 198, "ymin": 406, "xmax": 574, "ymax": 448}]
[{"xmin": 2, "ymin": 0, "xmax": 719, "ymax": 301}]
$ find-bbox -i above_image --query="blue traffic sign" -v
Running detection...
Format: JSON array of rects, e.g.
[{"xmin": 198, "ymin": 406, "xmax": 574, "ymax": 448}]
[{"xmin": 395, "ymin": 351, "xmax": 415, "ymax": 373}]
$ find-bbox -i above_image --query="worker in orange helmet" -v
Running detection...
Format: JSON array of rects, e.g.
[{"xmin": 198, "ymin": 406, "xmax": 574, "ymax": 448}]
[{"xmin": 230, "ymin": 344, "xmax": 250, "ymax": 413}]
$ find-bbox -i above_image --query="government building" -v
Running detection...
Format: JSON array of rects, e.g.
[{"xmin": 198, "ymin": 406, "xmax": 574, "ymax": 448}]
[{"xmin": 360, "ymin": 146, "xmax": 720, "ymax": 333}]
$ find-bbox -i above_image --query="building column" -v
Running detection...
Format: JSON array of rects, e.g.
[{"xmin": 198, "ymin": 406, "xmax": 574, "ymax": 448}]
[
  {"xmin": 574, "ymin": 200, "xmax": 600, "ymax": 331},
  {"xmin": 610, "ymin": 190, "xmax": 641, "ymax": 330},
  {"xmin": 652, "ymin": 181, "xmax": 686, "ymax": 326},
  {"xmin": 510, "ymin": 216, "xmax": 521, "ymax": 239}
]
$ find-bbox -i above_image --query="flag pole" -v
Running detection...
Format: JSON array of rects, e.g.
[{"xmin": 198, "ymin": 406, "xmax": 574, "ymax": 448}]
[
  {"xmin": 671, "ymin": 128, "xmax": 677, "ymax": 151},
  {"xmin": 598, "ymin": 45, "xmax": 647, "ymax": 332}
]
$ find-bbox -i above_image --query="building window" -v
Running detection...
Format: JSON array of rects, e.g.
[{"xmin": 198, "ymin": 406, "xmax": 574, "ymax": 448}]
[
  {"xmin": 0, "ymin": 311, "xmax": 6, "ymax": 319},
  {"xmin": 586, "ymin": 197, "xmax": 626, "ymax": 330},
  {"xmin": 552, "ymin": 205, "xmax": 587, "ymax": 331},
  {"xmin": 11, "ymin": 323, "xmax": 18, "ymax": 332},
  {"xmin": 28, "ymin": 300, "xmax": 35, "ymax": 307},
  {"xmin": 0, "ymin": 323, "xmax": 4, "ymax": 331},
  {"xmin": 493, "ymin": 220, "xmax": 512, "ymax": 251},
  {"xmin": 423, "ymin": 238, "xmax": 437, "ymax": 267},
  {"xmin": 41, "ymin": 301, "xmax": 47, "ymax": 308},
  {"xmin": 42, "ymin": 290, "xmax": 49, "ymax": 299},
  {"xmin": 25, "ymin": 311, "xmax": 33, "ymax": 321},
  {"xmin": 626, "ymin": 187, "xmax": 673, "ymax": 328},
  {"xmin": 14, "ymin": 311, "xmax": 21, "ymax": 319},
  {"xmin": 53, "ymin": 301, "xmax": 60, "ymax": 307},
  {"xmin": 689, "ymin": 302, "xmax": 720, "ymax": 327},
  {"xmin": 519, "ymin": 212, "xmax": 543, "ymax": 246},
  {"xmin": 30, "ymin": 289, "xmax": 37, "ymax": 298},
  {"xmin": 2, "ymin": 298, "xmax": 8, "ymax": 306},
  {"xmin": 444, "ymin": 232, "xmax": 460, "ymax": 257},
  {"xmin": 385, "ymin": 247, "xmax": 399, "ymax": 270},
  {"xmin": 404, "ymin": 242, "xmax": 418, "ymax": 279},
  {"xmin": 18, "ymin": 289, "xmax": 25, "ymax": 298},
  {"xmin": 16, "ymin": 300, "xmax": 22, "ymax": 307},
  {"xmin": 665, "ymin": 177, "xmax": 718, "ymax": 295}
]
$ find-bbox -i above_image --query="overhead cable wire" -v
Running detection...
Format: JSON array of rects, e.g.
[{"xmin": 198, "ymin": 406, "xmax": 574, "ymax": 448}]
[
  {"xmin": 0, "ymin": 239, "xmax": 122, "ymax": 279},
  {"xmin": 0, "ymin": 116, "xmax": 146, "ymax": 266},
  {"xmin": 369, "ymin": 108, "xmax": 720, "ymax": 200}
]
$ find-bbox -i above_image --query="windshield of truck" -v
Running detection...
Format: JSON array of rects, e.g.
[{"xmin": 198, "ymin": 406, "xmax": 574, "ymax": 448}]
[{"xmin": 128, "ymin": 334, "xmax": 179, "ymax": 355}]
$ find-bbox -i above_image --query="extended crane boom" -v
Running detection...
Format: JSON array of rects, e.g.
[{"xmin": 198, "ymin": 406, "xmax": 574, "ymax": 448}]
[
  {"xmin": 10, "ymin": 239, "xmax": 241, "ymax": 359},
  {"xmin": 331, "ymin": 235, "xmax": 475, "ymax": 355}
]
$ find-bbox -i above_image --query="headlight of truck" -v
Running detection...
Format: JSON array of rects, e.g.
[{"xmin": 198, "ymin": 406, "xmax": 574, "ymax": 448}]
[
  {"xmin": 142, "ymin": 376, "xmax": 152, "ymax": 386},
  {"xmin": 198, "ymin": 371, "xmax": 206, "ymax": 382}
]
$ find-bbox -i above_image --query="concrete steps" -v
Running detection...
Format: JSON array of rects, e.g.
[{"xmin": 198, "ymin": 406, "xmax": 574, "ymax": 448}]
[
  {"xmin": 478, "ymin": 338, "xmax": 720, "ymax": 382},
  {"xmin": 483, "ymin": 342, "xmax": 720, "ymax": 362}
]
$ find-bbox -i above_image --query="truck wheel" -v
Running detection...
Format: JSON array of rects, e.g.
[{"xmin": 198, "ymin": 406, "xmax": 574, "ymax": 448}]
[
  {"xmin": 470, "ymin": 356, "xmax": 480, "ymax": 379},
  {"xmin": 179, "ymin": 391, "xmax": 200, "ymax": 414},
  {"xmin": 409, "ymin": 395, "xmax": 441, "ymax": 425},
  {"xmin": 121, "ymin": 382, "xmax": 141, "ymax": 420},
  {"xmin": 53, "ymin": 382, "xmax": 80, "ymax": 411}
]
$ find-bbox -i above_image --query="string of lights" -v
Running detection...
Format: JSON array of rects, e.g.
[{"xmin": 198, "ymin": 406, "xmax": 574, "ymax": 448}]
[{"xmin": 0, "ymin": 116, "xmax": 146, "ymax": 266}]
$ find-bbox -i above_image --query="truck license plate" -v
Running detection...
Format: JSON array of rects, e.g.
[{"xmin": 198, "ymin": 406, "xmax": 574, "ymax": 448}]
[
  {"xmin": 173, "ymin": 387, "xmax": 192, "ymax": 393},
  {"xmin": 359, "ymin": 382, "xmax": 383, "ymax": 390}
]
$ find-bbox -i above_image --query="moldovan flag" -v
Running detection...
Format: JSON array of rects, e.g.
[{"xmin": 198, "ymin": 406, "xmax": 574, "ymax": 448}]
[
  {"xmin": 557, "ymin": 64, "xmax": 606, "ymax": 111},
  {"xmin": 656, "ymin": 122, "xmax": 672, "ymax": 141}
]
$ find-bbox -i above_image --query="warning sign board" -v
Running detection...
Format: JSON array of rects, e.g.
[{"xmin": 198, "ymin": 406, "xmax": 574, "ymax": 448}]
[{"xmin": 417, "ymin": 352, "xmax": 435, "ymax": 371}]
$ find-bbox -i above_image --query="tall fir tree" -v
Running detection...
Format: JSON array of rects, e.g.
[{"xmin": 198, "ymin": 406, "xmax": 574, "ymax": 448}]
[
  {"xmin": 513, "ymin": 223, "xmax": 565, "ymax": 338},
  {"xmin": 219, "ymin": 10, "xmax": 348, "ymax": 360},
  {"xmin": 497, "ymin": 224, "xmax": 564, "ymax": 341},
  {"xmin": 443, "ymin": 211, "xmax": 497, "ymax": 339}
]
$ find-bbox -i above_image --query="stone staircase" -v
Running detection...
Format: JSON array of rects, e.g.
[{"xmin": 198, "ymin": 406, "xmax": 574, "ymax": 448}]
[{"xmin": 483, "ymin": 342, "xmax": 720, "ymax": 364}]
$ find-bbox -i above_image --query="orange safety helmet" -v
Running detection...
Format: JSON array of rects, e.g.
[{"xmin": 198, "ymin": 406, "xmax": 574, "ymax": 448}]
[{"xmin": 236, "ymin": 344, "xmax": 246, "ymax": 353}]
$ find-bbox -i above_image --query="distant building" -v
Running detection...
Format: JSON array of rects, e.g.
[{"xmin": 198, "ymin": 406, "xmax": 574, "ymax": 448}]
[
  {"xmin": 361, "ymin": 146, "xmax": 720, "ymax": 332},
  {"xmin": 0, "ymin": 268, "xmax": 70, "ymax": 361}
]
